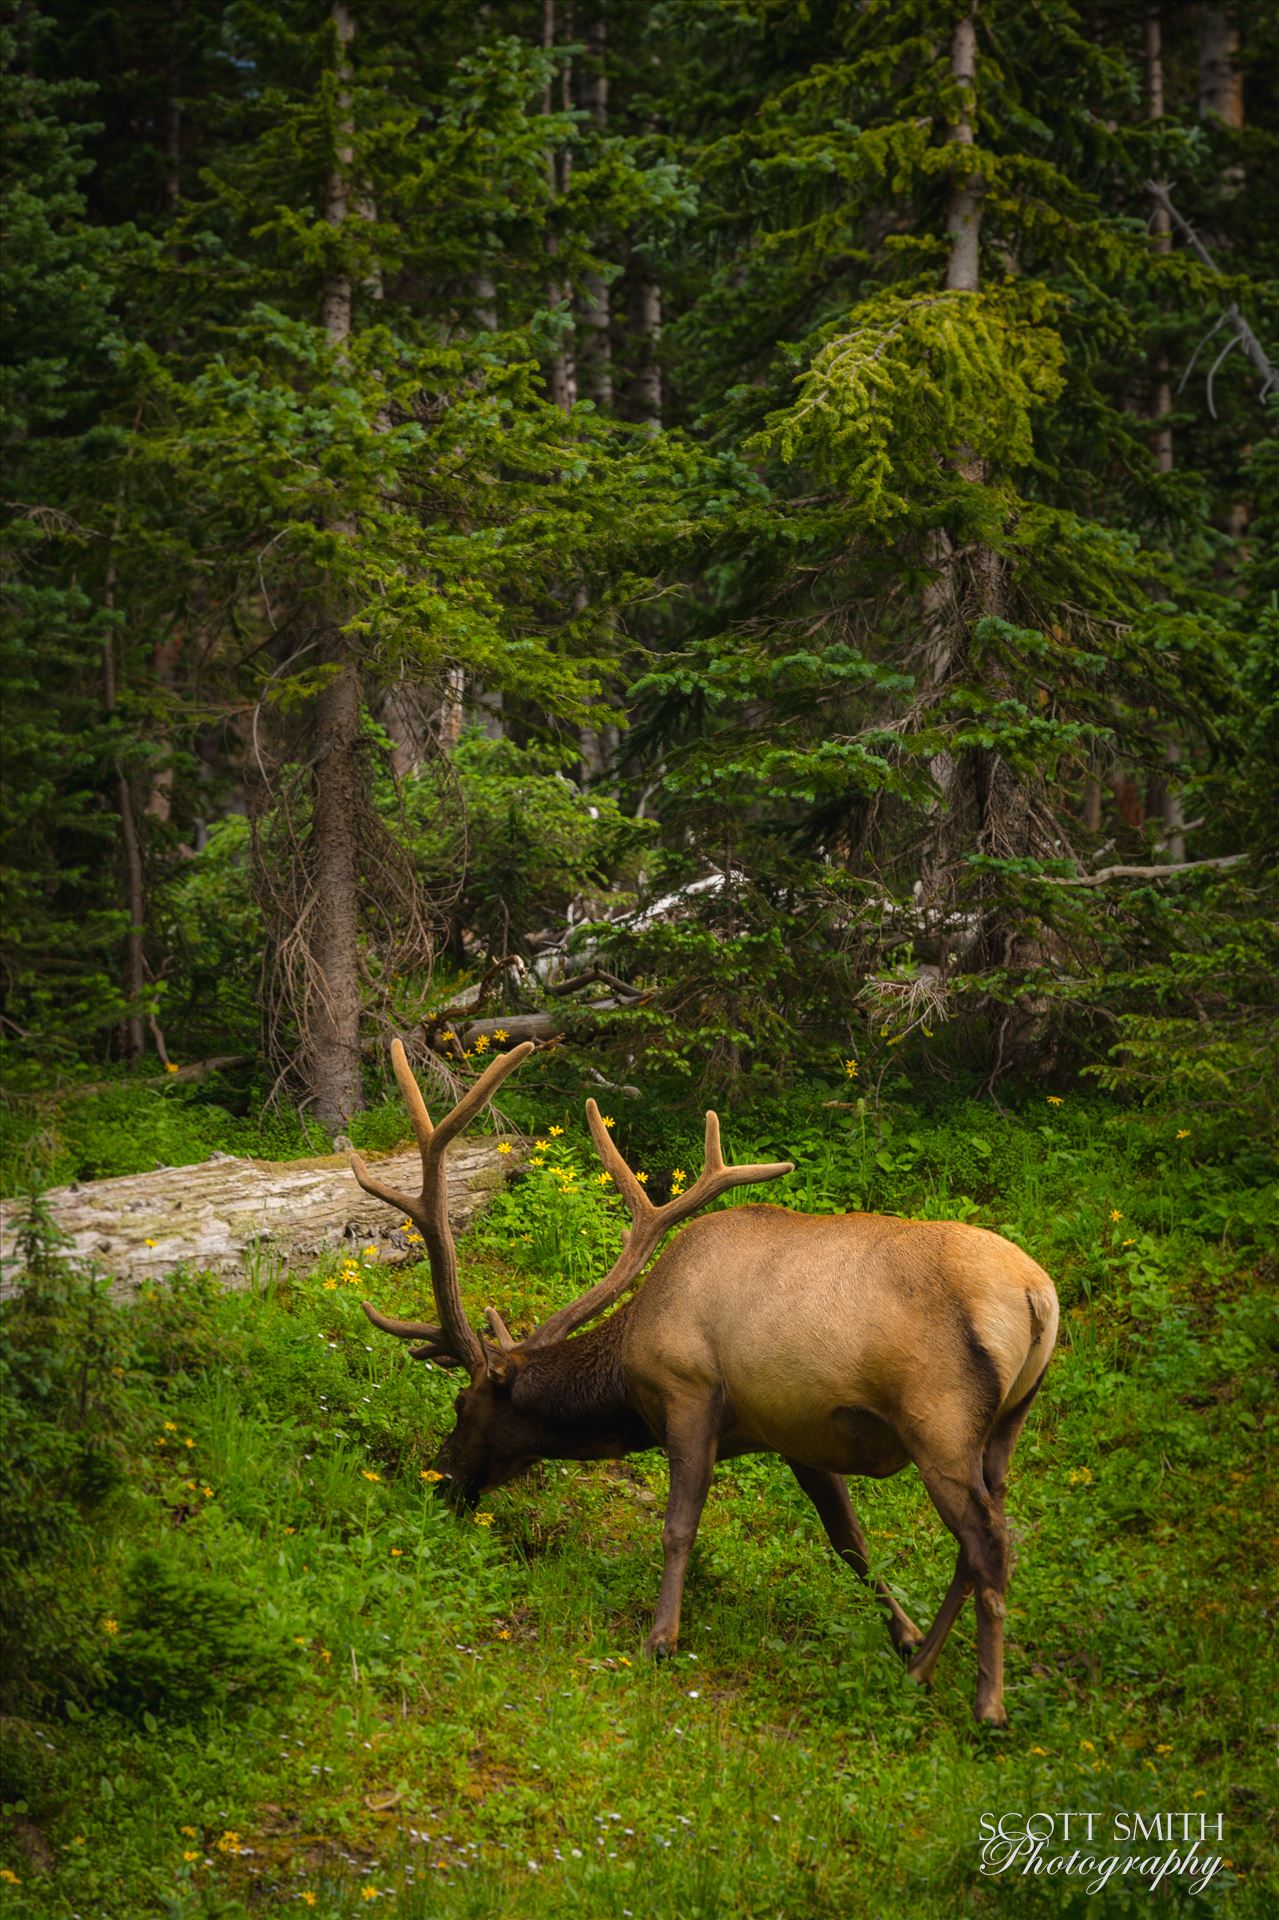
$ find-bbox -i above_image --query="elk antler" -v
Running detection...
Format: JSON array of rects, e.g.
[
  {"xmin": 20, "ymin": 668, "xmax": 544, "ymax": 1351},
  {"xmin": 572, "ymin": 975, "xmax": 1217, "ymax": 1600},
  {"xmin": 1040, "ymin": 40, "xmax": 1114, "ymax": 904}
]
[
  {"xmin": 350, "ymin": 1038, "xmax": 535, "ymax": 1374},
  {"xmin": 521, "ymin": 1102, "xmax": 793, "ymax": 1348}
]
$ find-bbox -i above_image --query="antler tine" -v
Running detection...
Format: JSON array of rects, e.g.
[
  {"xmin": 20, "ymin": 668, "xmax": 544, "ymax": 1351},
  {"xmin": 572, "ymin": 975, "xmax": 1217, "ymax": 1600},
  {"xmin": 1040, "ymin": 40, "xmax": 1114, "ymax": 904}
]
[
  {"xmin": 585, "ymin": 1098, "xmax": 654, "ymax": 1223},
  {"xmin": 350, "ymin": 1039, "xmax": 536, "ymax": 1376},
  {"xmin": 391, "ymin": 1038, "xmax": 434, "ymax": 1158},
  {"xmin": 522, "ymin": 1103, "xmax": 794, "ymax": 1349},
  {"xmin": 429, "ymin": 1041, "xmax": 536, "ymax": 1154}
]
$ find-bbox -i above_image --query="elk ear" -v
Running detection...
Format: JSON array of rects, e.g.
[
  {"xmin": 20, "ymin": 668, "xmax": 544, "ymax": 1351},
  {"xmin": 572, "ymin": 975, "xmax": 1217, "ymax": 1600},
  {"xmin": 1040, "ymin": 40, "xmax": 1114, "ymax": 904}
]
[{"xmin": 487, "ymin": 1352, "xmax": 516, "ymax": 1390}]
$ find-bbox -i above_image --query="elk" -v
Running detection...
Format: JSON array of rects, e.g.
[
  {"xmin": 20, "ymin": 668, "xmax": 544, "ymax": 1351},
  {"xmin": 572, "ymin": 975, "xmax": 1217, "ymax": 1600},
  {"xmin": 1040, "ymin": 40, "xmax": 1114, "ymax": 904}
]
[{"xmin": 350, "ymin": 1040, "xmax": 1058, "ymax": 1725}]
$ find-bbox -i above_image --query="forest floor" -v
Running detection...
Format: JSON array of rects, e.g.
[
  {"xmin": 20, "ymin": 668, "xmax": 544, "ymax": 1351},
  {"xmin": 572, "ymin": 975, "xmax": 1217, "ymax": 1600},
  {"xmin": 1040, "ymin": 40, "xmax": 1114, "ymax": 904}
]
[{"xmin": 1, "ymin": 1087, "xmax": 1276, "ymax": 1917}]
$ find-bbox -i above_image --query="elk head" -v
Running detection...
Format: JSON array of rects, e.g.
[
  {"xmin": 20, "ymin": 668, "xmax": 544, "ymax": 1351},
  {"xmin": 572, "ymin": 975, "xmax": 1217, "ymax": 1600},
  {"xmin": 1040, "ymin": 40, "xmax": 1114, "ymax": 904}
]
[{"xmin": 349, "ymin": 1039, "xmax": 791, "ymax": 1502}]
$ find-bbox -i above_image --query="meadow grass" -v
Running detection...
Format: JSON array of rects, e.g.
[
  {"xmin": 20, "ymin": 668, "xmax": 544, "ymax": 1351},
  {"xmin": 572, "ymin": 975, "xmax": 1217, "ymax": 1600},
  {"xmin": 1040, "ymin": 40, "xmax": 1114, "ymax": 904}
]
[{"xmin": 1, "ymin": 1091, "xmax": 1275, "ymax": 1917}]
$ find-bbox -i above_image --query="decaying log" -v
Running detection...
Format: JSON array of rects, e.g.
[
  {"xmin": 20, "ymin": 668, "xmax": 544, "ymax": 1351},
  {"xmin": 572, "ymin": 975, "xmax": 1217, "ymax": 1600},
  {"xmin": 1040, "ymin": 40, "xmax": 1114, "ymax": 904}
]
[{"xmin": 0, "ymin": 1135, "xmax": 523, "ymax": 1299}]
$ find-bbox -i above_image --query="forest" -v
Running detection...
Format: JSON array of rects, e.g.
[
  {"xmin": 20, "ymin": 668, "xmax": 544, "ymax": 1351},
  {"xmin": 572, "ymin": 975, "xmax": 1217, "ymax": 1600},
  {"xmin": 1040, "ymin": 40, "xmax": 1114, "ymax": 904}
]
[{"xmin": 1, "ymin": 1, "xmax": 1276, "ymax": 1915}]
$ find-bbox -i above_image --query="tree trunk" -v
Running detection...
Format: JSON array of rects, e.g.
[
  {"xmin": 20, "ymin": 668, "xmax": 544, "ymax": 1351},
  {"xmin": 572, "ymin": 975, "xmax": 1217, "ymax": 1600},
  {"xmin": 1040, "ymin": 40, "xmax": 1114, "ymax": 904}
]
[
  {"xmin": 102, "ymin": 521, "xmax": 146, "ymax": 1062},
  {"xmin": 309, "ymin": 663, "xmax": 364, "ymax": 1126},
  {"xmin": 629, "ymin": 265, "xmax": 662, "ymax": 434},
  {"xmin": 307, "ymin": 1, "xmax": 363, "ymax": 1128},
  {"xmin": 1145, "ymin": 9, "xmax": 1174, "ymax": 475},
  {"xmin": 165, "ymin": 0, "xmax": 183, "ymax": 211},
  {"xmin": 1197, "ymin": 7, "xmax": 1243, "ymax": 131},
  {"xmin": 542, "ymin": 0, "xmax": 576, "ymax": 409},
  {"xmin": 577, "ymin": 20, "xmax": 613, "ymax": 409},
  {"xmin": 943, "ymin": 12, "xmax": 982, "ymax": 297}
]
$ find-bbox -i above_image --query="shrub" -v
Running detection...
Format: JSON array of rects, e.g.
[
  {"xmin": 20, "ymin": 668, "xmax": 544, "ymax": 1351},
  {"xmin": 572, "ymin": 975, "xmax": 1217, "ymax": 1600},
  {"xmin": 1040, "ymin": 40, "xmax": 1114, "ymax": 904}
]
[{"xmin": 106, "ymin": 1549, "xmax": 291, "ymax": 1721}]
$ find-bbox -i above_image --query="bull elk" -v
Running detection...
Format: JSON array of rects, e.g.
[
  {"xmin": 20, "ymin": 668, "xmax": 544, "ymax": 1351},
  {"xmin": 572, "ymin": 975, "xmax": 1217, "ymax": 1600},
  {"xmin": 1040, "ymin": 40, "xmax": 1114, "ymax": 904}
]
[{"xmin": 350, "ymin": 1040, "xmax": 1058, "ymax": 1725}]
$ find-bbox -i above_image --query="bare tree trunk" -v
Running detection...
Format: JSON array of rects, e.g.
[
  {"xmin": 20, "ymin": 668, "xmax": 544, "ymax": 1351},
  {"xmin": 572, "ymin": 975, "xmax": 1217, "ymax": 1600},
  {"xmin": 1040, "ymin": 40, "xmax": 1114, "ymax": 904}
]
[
  {"xmin": 309, "ymin": 663, "xmax": 364, "ymax": 1125},
  {"xmin": 943, "ymin": 12, "xmax": 982, "ymax": 297},
  {"xmin": 144, "ymin": 629, "xmax": 181, "ymax": 823},
  {"xmin": 307, "ymin": 0, "xmax": 364, "ymax": 1128},
  {"xmin": 577, "ymin": 19, "xmax": 613, "ymax": 409},
  {"xmin": 542, "ymin": 0, "xmax": 576, "ymax": 409},
  {"xmin": 102, "ymin": 532, "xmax": 146, "ymax": 1063},
  {"xmin": 629, "ymin": 266, "xmax": 662, "ymax": 434},
  {"xmin": 165, "ymin": 0, "xmax": 183, "ymax": 211},
  {"xmin": 1145, "ymin": 10, "xmax": 1184, "ymax": 862},
  {"xmin": 1198, "ymin": 7, "xmax": 1243, "ymax": 131},
  {"xmin": 1145, "ymin": 9, "xmax": 1174, "ymax": 475}
]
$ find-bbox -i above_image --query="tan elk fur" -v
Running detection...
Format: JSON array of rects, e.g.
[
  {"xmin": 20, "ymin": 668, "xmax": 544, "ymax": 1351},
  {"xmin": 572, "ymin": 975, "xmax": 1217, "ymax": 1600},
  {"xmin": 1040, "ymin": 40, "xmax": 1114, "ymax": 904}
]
[{"xmin": 351, "ymin": 1040, "xmax": 1059, "ymax": 1725}]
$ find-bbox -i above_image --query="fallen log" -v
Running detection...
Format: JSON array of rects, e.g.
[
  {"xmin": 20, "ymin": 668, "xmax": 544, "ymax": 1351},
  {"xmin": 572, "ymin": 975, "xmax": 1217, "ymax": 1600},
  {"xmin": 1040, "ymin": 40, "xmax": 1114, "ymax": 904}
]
[{"xmin": 0, "ymin": 1135, "xmax": 523, "ymax": 1299}]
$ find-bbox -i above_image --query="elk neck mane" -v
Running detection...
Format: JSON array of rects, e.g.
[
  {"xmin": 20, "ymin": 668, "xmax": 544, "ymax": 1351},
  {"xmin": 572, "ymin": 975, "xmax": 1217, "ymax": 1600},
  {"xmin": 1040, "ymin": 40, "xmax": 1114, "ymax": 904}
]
[{"xmin": 510, "ymin": 1305, "xmax": 650, "ymax": 1453}]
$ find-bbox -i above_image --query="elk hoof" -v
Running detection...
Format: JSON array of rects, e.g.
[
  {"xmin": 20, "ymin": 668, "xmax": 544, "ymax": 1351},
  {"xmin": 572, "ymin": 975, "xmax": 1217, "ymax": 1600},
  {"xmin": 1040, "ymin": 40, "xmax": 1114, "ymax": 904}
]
[
  {"xmin": 646, "ymin": 1632, "xmax": 676, "ymax": 1661},
  {"xmin": 975, "ymin": 1701, "xmax": 1009, "ymax": 1728}
]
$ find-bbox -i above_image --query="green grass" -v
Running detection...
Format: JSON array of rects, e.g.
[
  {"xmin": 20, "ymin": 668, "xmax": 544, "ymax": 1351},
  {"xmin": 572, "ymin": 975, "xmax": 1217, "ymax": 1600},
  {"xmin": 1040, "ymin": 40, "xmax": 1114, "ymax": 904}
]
[{"xmin": 1, "ymin": 1090, "xmax": 1276, "ymax": 1917}]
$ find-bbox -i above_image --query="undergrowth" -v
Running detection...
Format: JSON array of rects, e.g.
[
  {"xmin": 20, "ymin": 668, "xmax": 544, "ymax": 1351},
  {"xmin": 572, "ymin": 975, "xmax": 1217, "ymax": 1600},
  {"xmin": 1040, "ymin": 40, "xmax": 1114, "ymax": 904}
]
[{"xmin": 0, "ymin": 1087, "xmax": 1275, "ymax": 1916}]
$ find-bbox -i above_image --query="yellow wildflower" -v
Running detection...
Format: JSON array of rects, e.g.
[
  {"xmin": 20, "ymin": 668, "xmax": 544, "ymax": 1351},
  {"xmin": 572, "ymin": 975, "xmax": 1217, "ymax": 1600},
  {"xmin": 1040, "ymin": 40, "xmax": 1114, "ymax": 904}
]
[
  {"xmin": 843, "ymin": 1058, "xmax": 858, "ymax": 1078},
  {"xmin": 439, "ymin": 1030, "xmax": 455, "ymax": 1044},
  {"xmin": 600, "ymin": 1115, "xmax": 615, "ymax": 1129},
  {"xmin": 164, "ymin": 1421, "xmax": 178, "ymax": 1432},
  {"xmin": 301, "ymin": 1898, "xmax": 318, "ymax": 1910},
  {"xmin": 493, "ymin": 1029, "xmax": 509, "ymax": 1042},
  {"xmin": 474, "ymin": 1512, "xmax": 495, "ymax": 1527},
  {"xmin": 184, "ymin": 1437, "xmax": 195, "ymax": 1448},
  {"xmin": 390, "ymin": 1547, "xmax": 402, "ymax": 1558},
  {"xmin": 1067, "ymin": 1467, "xmax": 1092, "ymax": 1486},
  {"xmin": 534, "ymin": 1137, "xmax": 548, "ymax": 1149},
  {"xmin": 180, "ymin": 1827, "xmax": 197, "ymax": 1838},
  {"xmin": 530, "ymin": 1156, "xmax": 545, "ymax": 1168},
  {"xmin": 361, "ymin": 1887, "xmax": 382, "ymax": 1900},
  {"xmin": 144, "ymin": 1238, "xmax": 157, "ymax": 1247},
  {"xmin": 1122, "ymin": 1237, "xmax": 1135, "ymax": 1248},
  {"xmin": 73, "ymin": 1836, "xmax": 86, "ymax": 1846},
  {"xmin": 635, "ymin": 1171, "xmax": 648, "ymax": 1185},
  {"xmin": 420, "ymin": 1469, "xmax": 443, "ymax": 1483},
  {"xmin": 1029, "ymin": 1746, "xmax": 1048, "ymax": 1758},
  {"xmin": 1176, "ymin": 1128, "xmax": 1190, "ymax": 1140},
  {"xmin": 324, "ymin": 1279, "xmax": 337, "ymax": 1290},
  {"xmin": 596, "ymin": 1172, "xmax": 611, "ymax": 1186},
  {"xmin": 496, "ymin": 1628, "xmax": 511, "ymax": 1640},
  {"xmin": 474, "ymin": 1034, "xmax": 490, "ymax": 1053},
  {"xmin": 671, "ymin": 1168, "xmax": 686, "ymax": 1183},
  {"xmin": 283, "ymin": 1526, "xmax": 295, "ymax": 1535},
  {"xmin": 201, "ymin": 1485, "xmax": 214, "ymax": 1498},
  {"xmin": 216, "ymin": 1832, "xmax": 240, "ymax": 1854},
  {"xmin": 0, "ymin": 1869, "xmax": 21, "ymax": 1885},
  {"xmin": 362, "ymin": 1245, "xmax": 378, "ymax": 1258},
  {"xmin": 183, "ymin": 1850, "xmax": 199, "ymax": 1863},
  {"xmin": 1109, "ymin": 1208, "xmax": 1122, "ymax": 1223},
  {"xmin": 1155, "ymin": 1743, "xmax": 1173, "ymax": 1755},
  {"xmin": 294, "ymin": 1636, "xmax": 308, "ymax": 1645},
  {"xmin": 319, "ymin": 1647, "xmax": 331, "ymax": 1662},
  {"xmin": 1046, "ymin": 1095, "xmax": 1063, "ymax": 1106},
  {"xmin": 103, "ymin": 1617, "xmax": 119, "ymax": 1636},
  {"xmin": 549, "ymin": 1124, "xmax": 564, "ymax": 1136},
  {"xmin": 362, "ymin": 1470, "xmax": 381, "ymax": 1483},
  {"xmin": 497, "ymin": 1141, "xmax": 513, "ymax": 1155},
  {"xmin": 165, "ymin": 1062, "xmax": 180, "ymax": 1074},
  {"xmin": 1080, "ymin": 1739, "xmax": 1095, "ymax": 1753}
]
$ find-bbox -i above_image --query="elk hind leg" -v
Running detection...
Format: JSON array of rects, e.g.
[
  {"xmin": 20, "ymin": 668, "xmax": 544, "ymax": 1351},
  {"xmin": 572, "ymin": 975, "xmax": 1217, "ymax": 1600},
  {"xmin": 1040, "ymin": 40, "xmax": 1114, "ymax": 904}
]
[
  {"xmin": 647, "ymin": 1401, "xmax": 718, "ymax": 1659},
  {"xmin": 912, "ymin": 1453, "xmax": 1011, "ymax": 1726},
  {"xmin": 787, "ymin": 1461, "xmax": 923, "ymax": 1658}
]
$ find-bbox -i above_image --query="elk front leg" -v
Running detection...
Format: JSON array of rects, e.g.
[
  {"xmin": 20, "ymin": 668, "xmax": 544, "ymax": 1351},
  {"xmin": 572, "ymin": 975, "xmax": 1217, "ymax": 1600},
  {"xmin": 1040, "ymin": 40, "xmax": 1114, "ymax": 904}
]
[
  {"xmin": 786, "ymin": 1461, "xmax": 923, "ymax": 1659},
  {"xmin": 647, "ymin": 1405, "xmax": 718, "ymax": 1659}
]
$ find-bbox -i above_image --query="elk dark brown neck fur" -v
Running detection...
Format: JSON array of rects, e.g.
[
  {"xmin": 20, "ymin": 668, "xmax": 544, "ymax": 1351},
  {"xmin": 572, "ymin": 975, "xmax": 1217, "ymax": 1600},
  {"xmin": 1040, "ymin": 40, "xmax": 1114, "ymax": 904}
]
[
  {"xmin": 508, "ymin": 1309, "xmax": 653, "ymax": 1459},
  {"xmin": 349, "ymin": 1039, "xmax": 1059, "ymax": 1726}
]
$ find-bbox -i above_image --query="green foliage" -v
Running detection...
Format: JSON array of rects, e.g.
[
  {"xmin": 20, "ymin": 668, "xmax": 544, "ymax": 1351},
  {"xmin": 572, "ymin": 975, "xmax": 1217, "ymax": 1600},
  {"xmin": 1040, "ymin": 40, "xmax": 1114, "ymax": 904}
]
[
  {"xmin": 107, "ymin": 1549, "xmax": 292, "ymax": 1721},
  {"xmin": 0, "ymin": 1084, "xmax": 1275, "ymax": 1912},
  {"xmin": 400, "ymin": 730, "xmax": 650, "ymax": 961}
]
